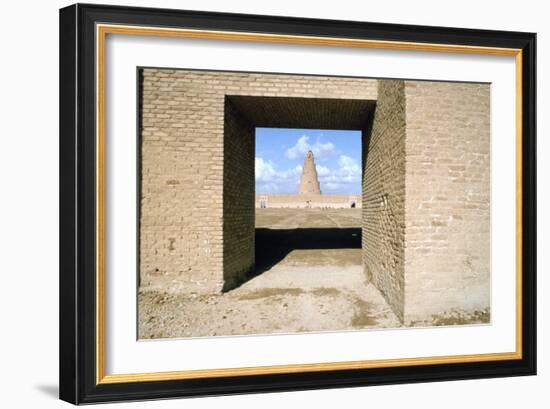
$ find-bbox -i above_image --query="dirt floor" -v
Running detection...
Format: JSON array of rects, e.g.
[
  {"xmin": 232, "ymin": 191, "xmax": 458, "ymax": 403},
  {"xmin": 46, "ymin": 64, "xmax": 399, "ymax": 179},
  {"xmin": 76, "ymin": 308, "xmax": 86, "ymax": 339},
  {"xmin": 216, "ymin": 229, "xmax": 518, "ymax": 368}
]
[{"xmin": 139, "ymin": 208, "xmax": 401, "ymax": 339}]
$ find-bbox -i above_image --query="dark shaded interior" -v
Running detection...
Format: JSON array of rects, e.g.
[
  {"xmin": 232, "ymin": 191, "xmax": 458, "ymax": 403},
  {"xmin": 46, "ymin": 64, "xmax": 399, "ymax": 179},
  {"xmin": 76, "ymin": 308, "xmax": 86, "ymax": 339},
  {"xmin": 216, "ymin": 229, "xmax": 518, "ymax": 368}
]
[
  {"xmin": 247, "ymin": 227, "xmax": 362, "ymax": 282},
  {"xmin": 228, "ymin": 95, "xmax": 376, "ymax": 130}
]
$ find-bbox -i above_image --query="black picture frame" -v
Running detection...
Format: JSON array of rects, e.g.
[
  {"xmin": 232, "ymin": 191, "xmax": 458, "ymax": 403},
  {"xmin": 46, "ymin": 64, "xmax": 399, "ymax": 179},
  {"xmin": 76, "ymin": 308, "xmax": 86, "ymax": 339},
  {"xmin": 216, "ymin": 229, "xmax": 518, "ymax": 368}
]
[{"xmin": 59, "ymin": 3, "xmax": 536, "ymax": 404}]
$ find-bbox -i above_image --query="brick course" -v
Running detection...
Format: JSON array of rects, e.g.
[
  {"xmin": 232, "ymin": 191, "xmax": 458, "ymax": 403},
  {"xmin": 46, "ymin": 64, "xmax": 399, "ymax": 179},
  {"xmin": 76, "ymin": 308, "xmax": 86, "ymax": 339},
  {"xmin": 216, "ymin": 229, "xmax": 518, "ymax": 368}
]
[
  {"xmin": 403, "ymin": 81, "xmax": 490, "ymax": 324},
  {"xmin": 223, "ymin": 99, "xmax": 255, "ymax": 290},
  {"xmin": 139, "ymin": 68, "xmax": 490, "ymax": 324},
  {"xmin": 362, "ymin": 80, "xmax": 407, "ymax": 320},
  {"xmin": 139, "ymin": 69, "xmax": 377, "ymax": 294}
]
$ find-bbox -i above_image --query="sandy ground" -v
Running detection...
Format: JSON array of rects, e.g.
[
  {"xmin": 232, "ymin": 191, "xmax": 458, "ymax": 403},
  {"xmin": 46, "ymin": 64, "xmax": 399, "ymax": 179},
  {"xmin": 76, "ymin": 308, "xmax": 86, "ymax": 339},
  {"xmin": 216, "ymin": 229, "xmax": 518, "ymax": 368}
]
[{"xmin": 139, "ymin": 209, "xmax": 401, "ymax": 339}]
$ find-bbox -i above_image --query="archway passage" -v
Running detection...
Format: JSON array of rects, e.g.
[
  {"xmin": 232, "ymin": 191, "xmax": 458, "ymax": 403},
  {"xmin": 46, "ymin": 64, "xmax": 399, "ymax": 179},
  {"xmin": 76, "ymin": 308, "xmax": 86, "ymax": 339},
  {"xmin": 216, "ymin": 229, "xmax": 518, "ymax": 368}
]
[
  {"xmin": 253, "ymin": 128, "xmax": 363, "ymax": 286},
  {"xmin": 221, "ymin": 83, "xmax": 410, "ymax": 324},
  {"xmin": 140, "ymin": 68, "xmax": 491, "ymax": 337},
  {"xmin": 222, "ymin": 95, "xmax": 376, "ymax": 292},
  {"xmin": 140, "ymin": 69, "xmax": 416, "ymax": 331}
]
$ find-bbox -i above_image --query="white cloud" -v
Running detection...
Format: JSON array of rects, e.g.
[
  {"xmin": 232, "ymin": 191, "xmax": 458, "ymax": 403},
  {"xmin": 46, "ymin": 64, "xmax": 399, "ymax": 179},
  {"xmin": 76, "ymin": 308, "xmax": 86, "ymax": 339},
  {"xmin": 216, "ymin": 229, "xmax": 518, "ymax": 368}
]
[
  {"xmin": 285, "ymin": 135, "xmax": 336, "ymax": 160},
  {"xmin": 255, "ymin": 157, "xmax": 302, "ymax": 193},
  {"xmin": 255, "ymin": 154, "xmax": 362, "ymax": 195},
  {"xmin": 255, "ymin": 157, "xmax": 276, "ymax": 181},
  {"xmin": 337, "ymin": 155, "xmax": 361, "ymax": 180},
  {"xmin": 316, "ymin": 164, "xmax": 331, "ymax": 177},
  {"xmin": 318, "ymin": 155, "xmax": 362, "ymax": 194},
  {"xmin": 324, "ymin": 182, "xmax": 342, "ymax": 191}
]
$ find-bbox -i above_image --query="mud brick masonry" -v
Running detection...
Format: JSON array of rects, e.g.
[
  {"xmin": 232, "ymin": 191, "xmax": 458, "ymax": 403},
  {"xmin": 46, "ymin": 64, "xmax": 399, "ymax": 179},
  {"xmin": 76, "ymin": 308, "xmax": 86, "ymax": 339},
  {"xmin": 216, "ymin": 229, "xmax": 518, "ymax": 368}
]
[
  {"xmin": 300, "ymin": 150, "xmax": 322, "ymax": 194},
  {"xmin": 139, "ymin": 68, "xmax": 490, "ymax": 325}
]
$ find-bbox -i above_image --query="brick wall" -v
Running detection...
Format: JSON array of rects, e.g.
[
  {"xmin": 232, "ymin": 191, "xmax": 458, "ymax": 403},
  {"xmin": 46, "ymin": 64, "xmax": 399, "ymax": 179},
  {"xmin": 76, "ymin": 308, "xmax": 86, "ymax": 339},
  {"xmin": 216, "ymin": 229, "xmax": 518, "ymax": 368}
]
[
  {"xmin": 139, "ymin": 68, "xmax": 490, "ymax": 325},
  {"xmin": 139, "ymin": 69, "xmax": 377, "ymax": 294},
  {"xmin": 223, "ymin": 99, "xmax": 255, "ymax": 290},
  {"xmin": 139, "ymin": 69, "xmax": 225, "ymax": 294},
  {"xmin": 403, "ymin": 81, "xmax": 490, "ymax": 324},
  {"xmin": 362, "ymin": 80, "xmax": 407, "ymax": 320}
]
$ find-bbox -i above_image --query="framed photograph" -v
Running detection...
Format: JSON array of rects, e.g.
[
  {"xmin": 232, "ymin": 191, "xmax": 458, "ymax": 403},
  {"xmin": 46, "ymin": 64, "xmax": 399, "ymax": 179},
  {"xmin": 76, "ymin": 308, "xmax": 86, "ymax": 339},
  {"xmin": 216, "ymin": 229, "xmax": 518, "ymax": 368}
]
[{"xmin": 59, "ymin": 3, "xmax": 536, "ymax": 404}]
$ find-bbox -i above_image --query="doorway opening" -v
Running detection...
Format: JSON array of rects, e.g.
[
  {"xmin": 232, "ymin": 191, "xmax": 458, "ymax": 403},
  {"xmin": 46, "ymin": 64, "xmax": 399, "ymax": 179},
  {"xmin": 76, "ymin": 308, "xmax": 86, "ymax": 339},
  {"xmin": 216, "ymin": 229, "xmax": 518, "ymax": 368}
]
[
  {"xmin": 222, "ymin": 95, "xmax": 377, "ymax": 294},
  {"xmin": 254, "ymin": 127, "xmax": 363, "ymax": 280}
]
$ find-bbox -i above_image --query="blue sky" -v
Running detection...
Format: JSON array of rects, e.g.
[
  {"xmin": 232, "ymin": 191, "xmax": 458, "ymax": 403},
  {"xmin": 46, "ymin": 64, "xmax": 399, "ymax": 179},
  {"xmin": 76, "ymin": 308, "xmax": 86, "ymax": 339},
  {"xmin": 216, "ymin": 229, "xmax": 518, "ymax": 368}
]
[{"xmin": 255, "ymin": 128, "xmax": 362, "ymax": 195}]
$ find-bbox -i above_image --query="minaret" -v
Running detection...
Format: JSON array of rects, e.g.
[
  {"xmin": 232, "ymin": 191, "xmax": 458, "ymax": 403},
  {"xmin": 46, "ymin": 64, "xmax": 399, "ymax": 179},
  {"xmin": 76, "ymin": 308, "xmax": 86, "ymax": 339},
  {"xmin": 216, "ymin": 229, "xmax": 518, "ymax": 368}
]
[{"xmin": 299, "ymin": 150, "xmax": 321, "ymax": 195}]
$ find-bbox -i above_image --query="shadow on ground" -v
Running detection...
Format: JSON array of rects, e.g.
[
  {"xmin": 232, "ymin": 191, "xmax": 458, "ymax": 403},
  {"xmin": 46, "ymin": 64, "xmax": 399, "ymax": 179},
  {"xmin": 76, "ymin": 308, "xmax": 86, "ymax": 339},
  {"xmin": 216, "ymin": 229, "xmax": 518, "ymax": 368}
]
[{"xmin": 253, "ymin": 227, "xmax": 361, "ymax": 275}]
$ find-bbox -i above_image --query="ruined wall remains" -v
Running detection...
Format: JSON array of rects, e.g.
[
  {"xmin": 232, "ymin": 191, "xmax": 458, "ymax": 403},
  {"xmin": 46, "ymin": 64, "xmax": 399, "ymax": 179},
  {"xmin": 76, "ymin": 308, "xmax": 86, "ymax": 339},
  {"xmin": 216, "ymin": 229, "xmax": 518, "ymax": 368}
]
[
  {"xmin": 255, "ymin": 194, "xmax": 362, "ymax": 208},
  {"xmin": 140, "ymin": 69, "xmax": 377, "ymax": 294},
  {"xmin": 140, "ymin": 67, "xmax": 490, "ymax": 326},
  {"xmin": 403, "ymin": 81, "xmax": 490, "ymax": 324},
  {"xmin": 362, "ymin": 80, "xmax": 407, "ymax": 320}
]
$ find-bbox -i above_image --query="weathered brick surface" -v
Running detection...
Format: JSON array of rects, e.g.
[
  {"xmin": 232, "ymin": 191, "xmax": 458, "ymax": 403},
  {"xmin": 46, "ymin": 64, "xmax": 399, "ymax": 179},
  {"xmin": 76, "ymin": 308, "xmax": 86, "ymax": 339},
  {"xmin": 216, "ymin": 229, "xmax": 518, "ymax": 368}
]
[
  {"xmin": 223, "ymin": 99, "xmax": 255, "ymax": 290},
  {"xmin": 403, "ymin": 81, "xmax": 490, "ymax": 324},
  {"xmin": 362, "ymin": 80, "xmax": 407, "ymax": 320},
  {"xmin": 139, "ymin": 69, "xmax": 225, "ymax": 294},
  {"xmin": 140, "ymin": 69, "xmax": 377, "ymax": 294},
  {"xmin": 139, "ymin": 68, "xmax": 490, "ymax": 325}
]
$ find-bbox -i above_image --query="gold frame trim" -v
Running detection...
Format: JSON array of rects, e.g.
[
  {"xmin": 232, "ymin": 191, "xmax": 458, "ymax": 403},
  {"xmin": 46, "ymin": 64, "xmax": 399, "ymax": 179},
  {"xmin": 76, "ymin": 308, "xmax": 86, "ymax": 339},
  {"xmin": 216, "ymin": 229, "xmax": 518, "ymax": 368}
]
[{"xmin": 95, "ymin": 23, "xmax": 523, "ymax": 385}]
